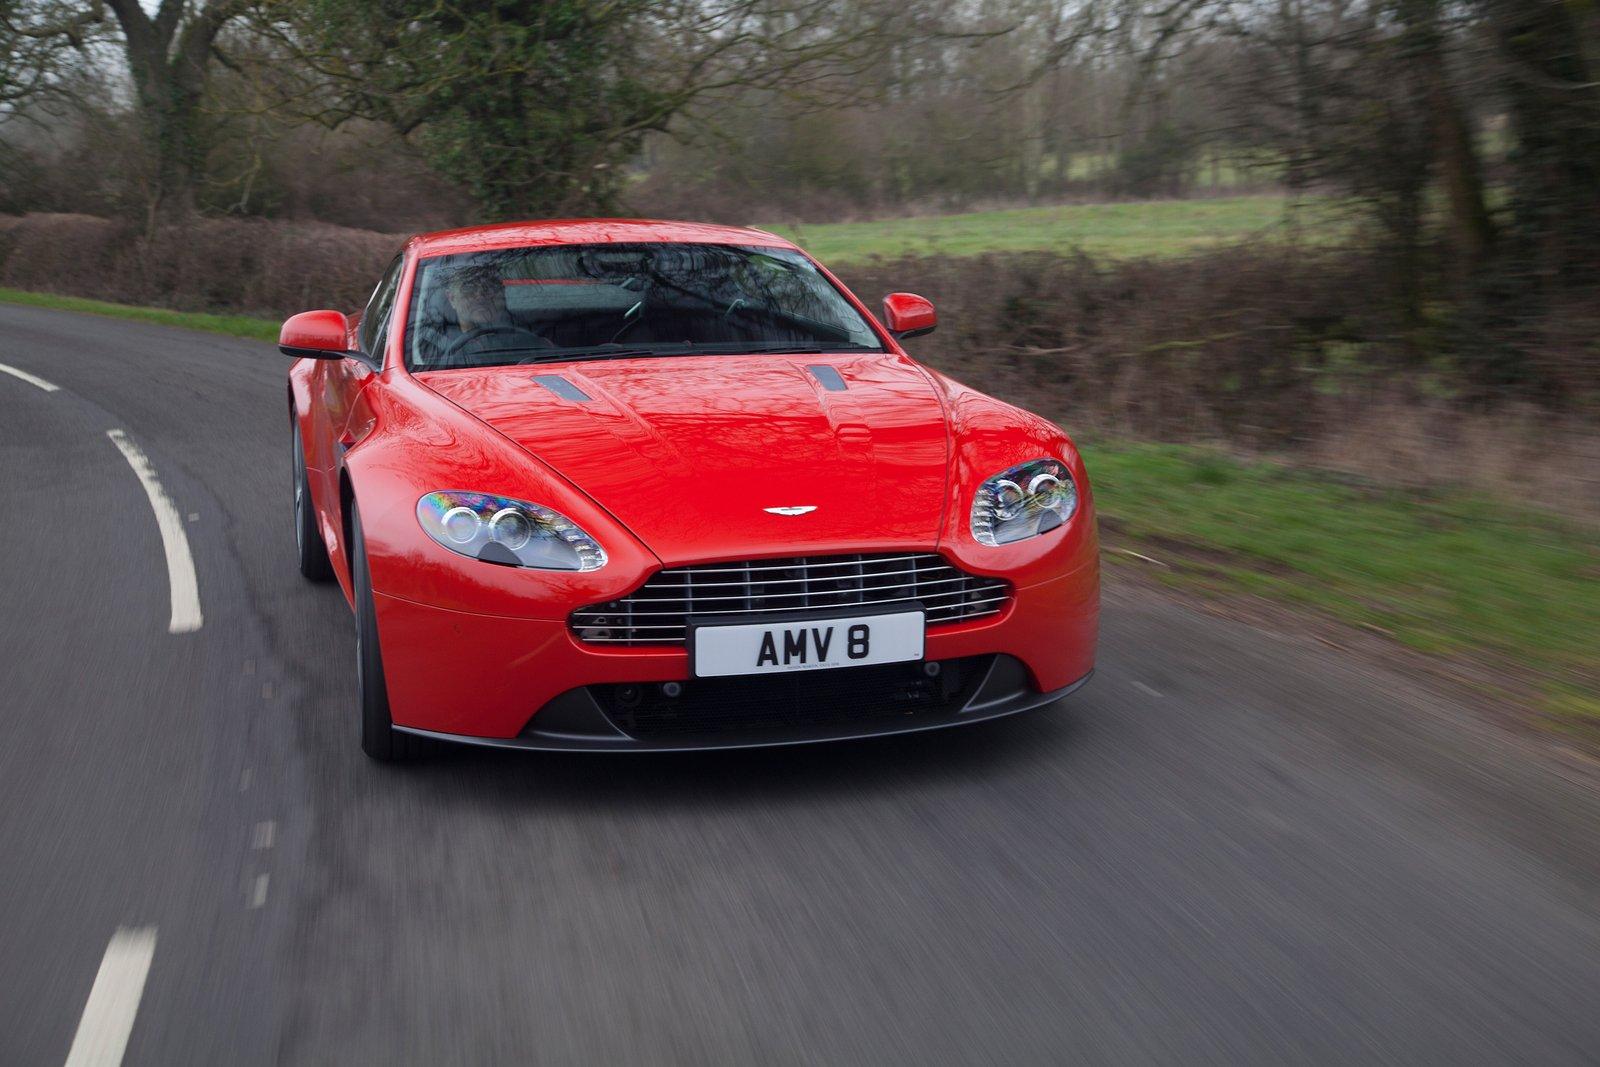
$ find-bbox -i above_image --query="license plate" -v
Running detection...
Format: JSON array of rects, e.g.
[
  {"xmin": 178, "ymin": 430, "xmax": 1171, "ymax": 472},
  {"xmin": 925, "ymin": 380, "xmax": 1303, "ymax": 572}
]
[{"xmin": 690, "ymin": 610, "xmax": 925, "ymax": 678}]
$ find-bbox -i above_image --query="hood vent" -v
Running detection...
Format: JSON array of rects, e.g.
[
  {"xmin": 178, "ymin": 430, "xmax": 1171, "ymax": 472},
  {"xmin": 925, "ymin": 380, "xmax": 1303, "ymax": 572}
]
[
  {"xmin": 531, "ymin": 374, "xmax": 591, "ymax": 401},
  {"xmin": 806, "ymin": 365, "xmax": 848, "ymax": 392}
]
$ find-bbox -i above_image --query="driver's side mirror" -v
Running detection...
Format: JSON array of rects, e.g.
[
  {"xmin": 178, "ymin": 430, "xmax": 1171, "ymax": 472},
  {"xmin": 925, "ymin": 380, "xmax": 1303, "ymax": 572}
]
[
  {"xmin": 882, "ymin": 293, "xmax": 936, "ymax": 339},
  {"xmin": 279, "ymin": 309, "xmax": 355, "ymax": 359}
]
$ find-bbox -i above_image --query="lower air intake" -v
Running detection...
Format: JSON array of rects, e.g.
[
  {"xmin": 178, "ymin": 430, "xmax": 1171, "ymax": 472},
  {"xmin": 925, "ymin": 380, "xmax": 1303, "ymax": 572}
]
[{"xmin": 593, "ymin": 656, "xmax": 994, "ymax": 740}]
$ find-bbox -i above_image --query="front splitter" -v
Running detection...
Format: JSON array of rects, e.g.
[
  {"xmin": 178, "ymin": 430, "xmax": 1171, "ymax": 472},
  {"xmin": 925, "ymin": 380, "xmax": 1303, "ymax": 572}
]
[{"xmin": 393, "ymin": 657, "xmax": 1093, "ymax": 753}]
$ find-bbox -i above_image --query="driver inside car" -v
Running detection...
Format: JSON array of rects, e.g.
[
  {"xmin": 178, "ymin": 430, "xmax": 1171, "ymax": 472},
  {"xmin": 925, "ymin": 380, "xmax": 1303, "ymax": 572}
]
[{"xmin": 438, "ymin": 266, "xmax": 552, "ymax": 365}]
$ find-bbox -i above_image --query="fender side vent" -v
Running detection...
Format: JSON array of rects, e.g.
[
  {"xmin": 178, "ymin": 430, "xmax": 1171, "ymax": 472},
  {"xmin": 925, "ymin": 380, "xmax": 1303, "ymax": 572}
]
[
  {"xmin": 532, "ymin": 374, "xmax": 591, "ymax": 401},
  {"xmin": 807, "ymin": 365, "xmax": 847, "ymax": 392}
]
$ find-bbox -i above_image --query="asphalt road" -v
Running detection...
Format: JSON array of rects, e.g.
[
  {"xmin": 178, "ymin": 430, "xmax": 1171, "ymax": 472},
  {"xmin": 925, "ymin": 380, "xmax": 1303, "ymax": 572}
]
[{"xmin": 2, "ymin": 302, "xmax": 1599, "ymax": 1065}]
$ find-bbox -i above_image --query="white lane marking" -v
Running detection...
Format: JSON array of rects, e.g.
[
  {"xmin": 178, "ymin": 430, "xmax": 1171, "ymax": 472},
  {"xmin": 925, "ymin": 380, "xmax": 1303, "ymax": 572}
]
[
  {"xmin": 0, "ymin": 361, "xmax": 59, "ymax": 392},
  {"xmin": 63, "ymin": 926, "xmax": 157, "ymax": 1067},
  {"xmin": 1133, "ymin": 681, "xmax": 1164, "ymax": 699},
  {"xmin": 249, "ymin": 874, "xmax": 270, "ymax": 909},
  {"xmin": 251, "ymin": 821, "xmax": 276, "ymax": 850},
  {"xmin": 106, "ymin": 430, "xmax": 203, "ymax": 634}
]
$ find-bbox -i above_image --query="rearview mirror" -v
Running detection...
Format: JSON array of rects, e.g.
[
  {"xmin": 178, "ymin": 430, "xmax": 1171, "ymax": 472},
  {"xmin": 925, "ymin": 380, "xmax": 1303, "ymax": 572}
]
[
  {"xmin": 280, "ymin": 310, "xmax": 355, "ymax": 359},
  {"xmin": 882, "ymin": 293, "xmax": 936, "ymax": 339}
]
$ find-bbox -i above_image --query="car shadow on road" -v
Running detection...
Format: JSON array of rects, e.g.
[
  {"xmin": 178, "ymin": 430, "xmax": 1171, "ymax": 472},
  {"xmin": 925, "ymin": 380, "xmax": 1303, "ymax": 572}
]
[{"xmin": 378, "ymin": 700, "xmax": 1091, "ymax": 814}]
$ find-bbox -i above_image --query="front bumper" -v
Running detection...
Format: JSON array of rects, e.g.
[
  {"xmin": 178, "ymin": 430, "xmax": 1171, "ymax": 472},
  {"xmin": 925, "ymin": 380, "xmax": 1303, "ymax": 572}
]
[{"xmin": 372, "ymin": 556, "xmax": 1098, "ymax": 744}]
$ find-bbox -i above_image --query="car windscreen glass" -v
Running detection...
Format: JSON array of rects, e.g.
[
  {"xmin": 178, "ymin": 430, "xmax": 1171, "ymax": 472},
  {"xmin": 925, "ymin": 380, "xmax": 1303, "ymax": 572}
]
[{"xmin": 405, "ymin": 243, "xmax": 884, "ymax": 370}]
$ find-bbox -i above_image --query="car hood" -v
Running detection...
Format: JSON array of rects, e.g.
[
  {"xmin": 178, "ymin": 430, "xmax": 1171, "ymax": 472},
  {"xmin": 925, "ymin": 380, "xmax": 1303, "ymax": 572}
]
[{"xmin": 417, "ymin": 354, "xmax": 951, "ymax": 564}]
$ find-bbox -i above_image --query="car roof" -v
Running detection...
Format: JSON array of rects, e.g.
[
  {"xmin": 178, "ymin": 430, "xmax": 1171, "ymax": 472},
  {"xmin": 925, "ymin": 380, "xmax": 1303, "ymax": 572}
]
[{"xmin": 408, "ymin": 218, "xmax": 798, "ymax": 258}]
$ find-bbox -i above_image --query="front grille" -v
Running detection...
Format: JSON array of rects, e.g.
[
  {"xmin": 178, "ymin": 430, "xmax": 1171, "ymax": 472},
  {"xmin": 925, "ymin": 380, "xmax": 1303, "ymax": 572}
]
[
  {"xmin": 594, "ymin": 656, "xmax": 993, "ymax": 739},
  {"xmin": 570, "ymin": 553, "xmax": 1010, "ymax": 646}
]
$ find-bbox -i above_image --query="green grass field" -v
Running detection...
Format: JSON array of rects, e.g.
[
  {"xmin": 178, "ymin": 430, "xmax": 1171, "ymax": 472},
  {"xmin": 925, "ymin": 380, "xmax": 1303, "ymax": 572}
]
[
  {"xmin": 1048, "ymin": 147, "xmax": 1284, "ymax": 187},
  {"xmin": 766, "ymin": 194, "xmax": 1330, "ymax": 264}
]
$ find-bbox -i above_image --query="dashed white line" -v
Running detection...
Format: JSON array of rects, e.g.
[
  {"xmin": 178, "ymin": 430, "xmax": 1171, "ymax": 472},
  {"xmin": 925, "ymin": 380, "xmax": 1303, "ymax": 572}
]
[
  {"xmin": 249, "ymin": 874, "xmax": 270, "ymax": 909},
  {"xmin": 106, "ymin": 430, "xmax": 203, "ymax": 634},
  {"xmin": 63, "ymin": 926, "xmax": 157, "ymax": 1067},
  {"xmin": 1133, "ymin": 681, "xmax": 1164, "ymax": 699},
  {"xmin": 251, "ymin": 820, "xmax": 276, "ymax": 850},
  {"xmin": 0, "ymin": 361, "xmax": 59, "ymax": 392}
]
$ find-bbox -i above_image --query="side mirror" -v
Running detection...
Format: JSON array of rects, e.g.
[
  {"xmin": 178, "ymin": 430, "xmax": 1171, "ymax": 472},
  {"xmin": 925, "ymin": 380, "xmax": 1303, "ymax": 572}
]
[
  {"xmin": 882, "ymin": 292, "xmax": 936, "ymax": 339},
  {"xmin": 280, "ymin": 310, "xmax": 355, "ymax": 360}
]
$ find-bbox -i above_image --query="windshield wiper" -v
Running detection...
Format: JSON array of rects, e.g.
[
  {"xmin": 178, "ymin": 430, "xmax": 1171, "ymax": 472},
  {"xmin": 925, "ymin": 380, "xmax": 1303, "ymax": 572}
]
[
  {"xmin": 473, "ymin": 340, "xmax": 878, "ymax": 368},
  {"xmin": 518, "ymin": 346, "xmax": 665, "ymax": 364},
  {"xmin": 690, "ymin": 341, "xmax": 880, "ymax": 355}
]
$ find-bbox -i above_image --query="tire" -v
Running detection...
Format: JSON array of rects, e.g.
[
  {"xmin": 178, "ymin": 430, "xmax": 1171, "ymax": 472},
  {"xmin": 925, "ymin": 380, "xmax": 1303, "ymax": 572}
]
[
  {"xmin": 292, "ymin": 429, "xmax": 335, "ymax": 582},
  {"xmin": 351, "ymin": 501, "xmax": 422, "ymax": 762}
]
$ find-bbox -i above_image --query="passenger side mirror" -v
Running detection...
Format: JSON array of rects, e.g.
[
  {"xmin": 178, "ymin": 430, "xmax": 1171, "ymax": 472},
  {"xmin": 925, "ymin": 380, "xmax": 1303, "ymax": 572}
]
[
  {"xmin": 280, "ymin": 310, "xmax": 356, "ymax": 360},
  {"xmin": 882, "ymin": 293, "xmax": 936, "ymax": 339}
]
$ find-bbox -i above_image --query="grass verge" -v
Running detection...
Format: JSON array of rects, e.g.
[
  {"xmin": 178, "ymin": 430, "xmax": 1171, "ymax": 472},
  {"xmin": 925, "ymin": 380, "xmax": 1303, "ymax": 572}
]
[
  {"xmin": 0, "ymin": 287, "xmax": 278, "ymax": 340},
  {"xmin": 766, "ymin": 195, "xmax": 1335, "ymax": 264},
  {"xmin": 1086, "ymin": 441, "xmax": 1600, "ymax": 735}
]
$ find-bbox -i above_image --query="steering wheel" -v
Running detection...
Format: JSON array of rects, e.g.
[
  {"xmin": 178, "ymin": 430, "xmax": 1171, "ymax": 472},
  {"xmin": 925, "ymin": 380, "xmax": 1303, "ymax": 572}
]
[{"xmin": 441, "ymin": 323, "xmax": 553, "ymax": 362}]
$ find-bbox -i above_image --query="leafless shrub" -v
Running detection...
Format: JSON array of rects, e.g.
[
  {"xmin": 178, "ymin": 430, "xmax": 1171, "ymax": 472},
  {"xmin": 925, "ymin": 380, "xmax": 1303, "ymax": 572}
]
[
  {"xmin": 840, "ymin": 246, "xmax": 1394, "ymax": 446},
  {"xmin": 0, "ymin": 212, "xmax": 402, "ymax": 315}
]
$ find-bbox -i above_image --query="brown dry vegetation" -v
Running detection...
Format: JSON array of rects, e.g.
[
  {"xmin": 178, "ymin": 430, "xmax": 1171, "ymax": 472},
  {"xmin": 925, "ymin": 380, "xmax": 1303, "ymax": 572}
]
[{"xmin": 0, "ymin": 214, "xmax": 404, "ymax": 316}]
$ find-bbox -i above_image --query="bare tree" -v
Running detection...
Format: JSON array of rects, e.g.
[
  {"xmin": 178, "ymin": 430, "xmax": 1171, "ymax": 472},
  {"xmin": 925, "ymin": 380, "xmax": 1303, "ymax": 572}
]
[
  {"xmin": 16, "ymin": 0, "xmax": 247, "ymax": 220},
  {"xmin": 0, "ymin": 0, "xmax": 97, "ymax": 114}
]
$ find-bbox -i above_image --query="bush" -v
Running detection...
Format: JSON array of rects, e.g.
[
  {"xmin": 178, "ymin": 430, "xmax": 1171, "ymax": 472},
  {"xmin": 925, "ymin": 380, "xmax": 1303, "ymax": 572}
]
[
  {"xmin": 837, "ymin": 247, "xmax": 1393, "ymax": 447},
  {"xmin": 0, "ymin": 213, "xmax": 403, "ymax": 317}
]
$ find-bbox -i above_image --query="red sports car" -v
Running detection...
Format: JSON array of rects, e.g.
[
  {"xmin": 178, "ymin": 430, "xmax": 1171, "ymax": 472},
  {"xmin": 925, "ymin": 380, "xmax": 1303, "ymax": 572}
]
[{"xmin": 283, "ymin": 219, "xmax": 1098, "ymax": 759}]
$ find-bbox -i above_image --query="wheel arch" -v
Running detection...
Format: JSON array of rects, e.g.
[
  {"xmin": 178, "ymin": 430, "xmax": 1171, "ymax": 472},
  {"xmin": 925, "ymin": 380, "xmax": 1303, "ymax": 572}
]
[{"xmin": 336, "ymin": 464, "xmax": 358, "ymax": 605}]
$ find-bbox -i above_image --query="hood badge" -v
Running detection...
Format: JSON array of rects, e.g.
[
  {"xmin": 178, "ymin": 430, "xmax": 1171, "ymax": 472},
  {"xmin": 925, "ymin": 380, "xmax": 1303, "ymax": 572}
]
[{"xmin": 764, "ymin": 506, "xmax": 817, "ymax": 516}]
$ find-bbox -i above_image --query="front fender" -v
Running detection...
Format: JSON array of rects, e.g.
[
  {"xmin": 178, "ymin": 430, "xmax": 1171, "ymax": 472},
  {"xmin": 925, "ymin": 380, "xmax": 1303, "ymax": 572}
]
[
  {"xmin": 930, "ymin": 370, "xmax": 1099, "ymax": 588},
  {"xmin": 343, "ymin": 374, "xmax": 662, "ymax": 620}
]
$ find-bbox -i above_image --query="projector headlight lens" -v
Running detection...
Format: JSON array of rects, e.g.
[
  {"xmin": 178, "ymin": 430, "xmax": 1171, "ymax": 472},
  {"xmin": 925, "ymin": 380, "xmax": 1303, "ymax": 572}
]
[
  {"xmin": 488, "ymin": 507, "xmax": 534, "ymax": 551},
  {"xmin": 417, "ymin": 492, "xmax": 606, "ymax": 570},
  {"xmin": 441, "ymin": 506, "xmax": 481, "ymax": 544},
  {"xmin": 970, "ymin": 458, "xmax": 1077, "ymax": 546}
]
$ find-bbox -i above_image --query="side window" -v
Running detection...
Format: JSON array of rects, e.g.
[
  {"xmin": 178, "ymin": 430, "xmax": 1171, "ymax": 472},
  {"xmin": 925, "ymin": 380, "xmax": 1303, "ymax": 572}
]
[{"xmin": 359, "ymin": 256, "xmax": 405, "ymax": 357}]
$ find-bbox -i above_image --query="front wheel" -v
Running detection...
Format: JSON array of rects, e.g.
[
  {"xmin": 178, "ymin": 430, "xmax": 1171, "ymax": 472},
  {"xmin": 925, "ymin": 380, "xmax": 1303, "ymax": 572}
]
[
  {"xmin": 292, "ymin": 429, "xmax": 335, "ymax": 582},
  {"xmin": 351, "ymin": 501, "xmax": 421, "ymax": 762}
]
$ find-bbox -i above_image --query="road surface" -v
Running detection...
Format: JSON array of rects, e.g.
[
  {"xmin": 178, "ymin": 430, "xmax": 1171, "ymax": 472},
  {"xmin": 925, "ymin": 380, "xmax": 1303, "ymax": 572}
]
[{"xmin": 2, "ymin": 303, "xmax": 1598, "ymax": 1065}]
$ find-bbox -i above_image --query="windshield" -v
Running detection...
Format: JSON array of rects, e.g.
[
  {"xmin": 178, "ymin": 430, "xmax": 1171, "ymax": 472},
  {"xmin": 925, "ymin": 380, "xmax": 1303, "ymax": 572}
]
[{"xmin": 405, "ymin": 242, "xmax": 884, "ymax": 370}]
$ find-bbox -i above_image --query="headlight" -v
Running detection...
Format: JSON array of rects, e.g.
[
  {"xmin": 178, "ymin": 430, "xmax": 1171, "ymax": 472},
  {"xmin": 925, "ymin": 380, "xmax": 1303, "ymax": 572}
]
[
  {"xmin": 970, "ymin": 458, "xmax": 1077, "ymax": 546},
  {"xmin": 416, "ymin": 491, "xmax": 606, "ymax": 570}
]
